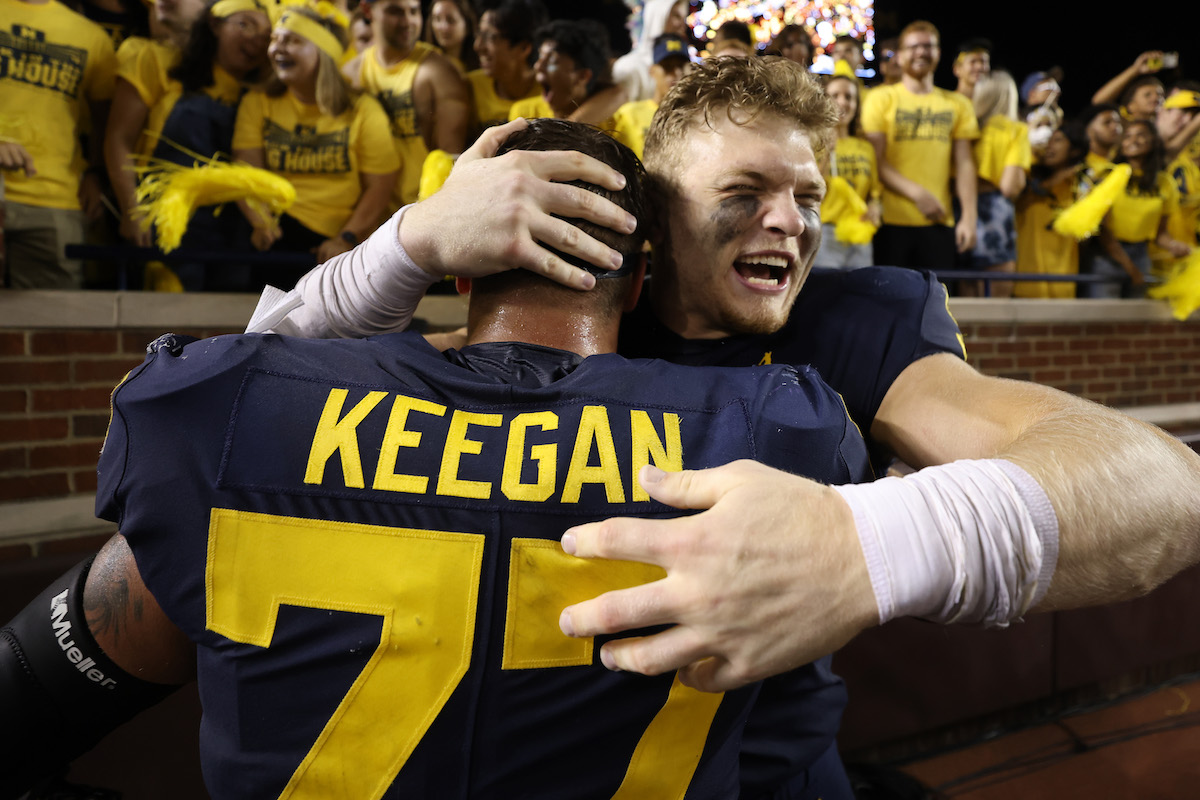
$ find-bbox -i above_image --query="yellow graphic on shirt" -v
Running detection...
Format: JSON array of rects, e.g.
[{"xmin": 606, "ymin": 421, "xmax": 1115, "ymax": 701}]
[
  {"xmin": 375, "ymin": 86, "xmax": 419, "ymax": 141},
  {"xmin": 758, "ymin": 352, "xmax": 773, "ymax": 365},
  {"xmin": 891, "ymin": 108, "xmax": 955, "ymax": 142},
  {"xmin": 263, "ymin": 121, "xmax": 351, "ymax": 174},
  {"xmin": 0, "ymin": 27, "xmax": 86, "ymax": 99}
]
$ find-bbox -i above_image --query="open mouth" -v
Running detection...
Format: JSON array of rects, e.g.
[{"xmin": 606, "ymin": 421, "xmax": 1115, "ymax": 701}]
[{"xmin": 734, "ymin": 254, "xmax": 791, "ymax": 289}]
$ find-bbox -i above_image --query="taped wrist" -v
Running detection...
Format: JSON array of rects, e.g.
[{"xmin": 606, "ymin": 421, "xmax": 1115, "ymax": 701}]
[
  {"xmin": 834, "ymin": 459, "xmax": 1059, "ymax": 627},
  {"xmin": 0, "ymin": 558, "xmax": 180, "ymax": 798}
]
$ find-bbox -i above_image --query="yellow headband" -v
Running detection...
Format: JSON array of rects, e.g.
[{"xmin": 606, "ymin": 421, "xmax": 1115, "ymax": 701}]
[
  {"xmin": 211, "ymin": 0, "xmax": 265, "ymax": 18},
  {"xmin": 278, "ymin": 10, "xmax": 344, "ymax": 62}
]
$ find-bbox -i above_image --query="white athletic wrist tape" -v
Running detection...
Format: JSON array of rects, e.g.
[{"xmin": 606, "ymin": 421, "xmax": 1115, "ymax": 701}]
[
  {"xmin": 245, "ymin": 204, "xmax": 438, "ymax": 338},
  {"xmin": 834, "ymin": 459, "xmax": 1059, "ymax": 627}
]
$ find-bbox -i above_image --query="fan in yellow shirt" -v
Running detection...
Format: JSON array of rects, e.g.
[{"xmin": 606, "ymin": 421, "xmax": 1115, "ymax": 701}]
[
  {"xmin": 104, "ymin": 0, "xmax": 271, "ymax": 290},
  {"xmin": 234, "ymin": 3, "xmax": 398, "ymax": 288},
  {"xmin": 507, "ymin": 19, "xmax": 619, "ymax": 132},
  {"xmin": 860, "ymin": 20, "xmax": 979, "ymax": 272},
  {"xmin": 464, "ymin": 0, "xmax": 544, "ymax": 136},
  {"xmin": 960, "ymin": 71, "xmax": 1031, "ymax": 297},
  {"xmin": 813, "ymin": 73, "xmax": 881, "ymax": 270},
  {"xmin": 0, "ymin": 0, "xmax": 117, "ymax": 288},
  {"xmin": 1080, "ymin": 119, "xmax": 1192, "ymax": 298},
  {"xmin": 1015, "ymin": 122, "xmax": 1087, "ymax": 299},
  {"xmin": 343, "ymin": 0, "xmax": 468, "ymax": 208}
]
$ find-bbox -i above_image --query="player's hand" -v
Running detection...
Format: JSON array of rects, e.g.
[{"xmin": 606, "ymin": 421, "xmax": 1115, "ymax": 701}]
[
  {"xmin": 955, "ymin": 216, "xmax": 977, "ymax": 253},
  {"xmin": 0, "ymin": 140, "xmax": 35, "ymax": 176},
  {"xmin": 558, "ymin": 461, "xmax": 879, "ymax": 693},
  {"xmin": 401, "ymin": 118, "xmax": 638, "ymax": 291},
  {"xmin": 912, "ymin": 187, "xmax": 946, "ymax": 222}
]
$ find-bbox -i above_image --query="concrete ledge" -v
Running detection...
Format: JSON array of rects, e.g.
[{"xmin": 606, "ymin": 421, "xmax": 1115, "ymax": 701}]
[
  {"xmin": 949, "ymin": 298, "xmax": 1182, "ymax": 324},
  {"xmin": 0, "ymin": 495, "xmax": 115, "ymax": 547},
  {"xmin": 1, "ymin": 290, "xmax": 1192, "ymax": 331},
  {"xmin": 0, "ymin": 290, "xmax": 470, "ymax": 332}
]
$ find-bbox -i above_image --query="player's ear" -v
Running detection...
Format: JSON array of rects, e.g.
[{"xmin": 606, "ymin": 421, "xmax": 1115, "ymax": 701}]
[
  {"xmin": 456, "ymin": 276, "xmax": 472, "ymax": 295},
  {"xmin": 622, "ymin": 254, "xmax": 647, "ymax": 312}
]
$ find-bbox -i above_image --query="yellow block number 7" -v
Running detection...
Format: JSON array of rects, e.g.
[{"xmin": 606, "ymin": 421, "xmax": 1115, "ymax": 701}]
[{"xmin": 206, "ymin": 509, "xmax": 723, "ymax": 800}]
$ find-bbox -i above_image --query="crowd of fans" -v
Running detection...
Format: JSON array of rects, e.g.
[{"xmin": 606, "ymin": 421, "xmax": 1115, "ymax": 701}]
[{"xmin": 1, "ymin": 0, "xmax": 1197, "ymax": 299}]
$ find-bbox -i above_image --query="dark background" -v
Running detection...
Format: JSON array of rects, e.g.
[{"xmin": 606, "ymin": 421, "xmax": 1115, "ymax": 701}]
[{"xmin": 542, "ymin": 1, "xmax": 1195, "ymax": 118}]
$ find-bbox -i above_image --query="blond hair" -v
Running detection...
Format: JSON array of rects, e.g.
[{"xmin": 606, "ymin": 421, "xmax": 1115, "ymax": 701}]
[
  {"xmin": 643, "ymin": 56, "xmax": 837, "ymax": 187},
  {"xmin": 973, "ymin": 70, "xmax": 1019, "ymax": 123},
  {"xmin": 266, "ymin": 7, "xmax": 354, "ymax": 117}
]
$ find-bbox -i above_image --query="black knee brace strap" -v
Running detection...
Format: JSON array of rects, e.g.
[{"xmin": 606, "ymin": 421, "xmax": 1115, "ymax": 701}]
[{"xmin": 0, "ymin": 557, "xmax": 181, "ymax": 799}]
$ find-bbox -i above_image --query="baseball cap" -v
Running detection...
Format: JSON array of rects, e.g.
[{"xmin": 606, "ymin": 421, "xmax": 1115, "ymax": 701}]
[
  {"xmin": 1164, "ymin": 90, "xmax": 1200, "ymax": 110},
  {"xmin": 653, "ymin": 33, "xmax": 690, "ymax": 66},
  {"xmin": 1021, "ymin": 71, "xmax": 1060, "ymax": 104}
]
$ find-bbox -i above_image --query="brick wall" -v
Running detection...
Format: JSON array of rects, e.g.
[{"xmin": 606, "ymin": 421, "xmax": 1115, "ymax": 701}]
[
  {"xmin": 0, "ymin": 327, "xmax": 239, "ymax": 504},
  {"xmin": 963, "ymin": 320, "xmax": 1200, "ymax": 409}
]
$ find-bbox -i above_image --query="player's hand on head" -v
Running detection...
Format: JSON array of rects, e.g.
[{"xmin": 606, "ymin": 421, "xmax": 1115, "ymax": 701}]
[
  {"xmin": 400, "ymin": 118, "xmax": 637, "ymax": 291},
  {"xmin": 558, "ymin": 461, "xmax": 879, "ymax": 693}
]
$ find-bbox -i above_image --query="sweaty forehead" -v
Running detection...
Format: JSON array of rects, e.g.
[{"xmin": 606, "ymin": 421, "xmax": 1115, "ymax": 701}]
[{"xmin": 685, "ymin": 116, "xmax": 821, "ymax": 185}]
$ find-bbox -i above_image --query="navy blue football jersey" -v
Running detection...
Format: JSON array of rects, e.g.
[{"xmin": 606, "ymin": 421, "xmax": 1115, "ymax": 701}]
[
  {"xmin": 618, "ymin": 266, "xmax": 965, "ymax": 797},
  {"xmin": 96, "ymin": 331, "xmax": 870, "ymax": 800},
  {"xmin": 620, "ymin": 267, "xmax": 966, "ymax": 441}
]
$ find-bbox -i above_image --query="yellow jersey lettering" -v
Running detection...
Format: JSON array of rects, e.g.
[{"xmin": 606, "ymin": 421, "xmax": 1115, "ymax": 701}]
[
  {"xmin": 501, "ymin": 411, "xmax": 559, "ymax": 502},
  {"xmin": 304, "ymin": 389, "xmax": 387, "ymax": 489},
  {"xmin": 561, "ymin": 406, "xmax": 624, "ymax": 504},
  {"xmin": 629, "ymin": 411, "xmax": 682, "ymax": 502},
  {"xmin": 437, "ymin": 410, "xmax": 503, "ymax": 499},
  {"xmin": 372, "ymin": 394, "xmax": 448, "ymax": 494}
]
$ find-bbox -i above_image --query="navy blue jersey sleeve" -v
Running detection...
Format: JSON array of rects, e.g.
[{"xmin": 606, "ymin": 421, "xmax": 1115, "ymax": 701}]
[{"xmin": 788, "ymin": 267, "xmax": 966, "ymax": 435}]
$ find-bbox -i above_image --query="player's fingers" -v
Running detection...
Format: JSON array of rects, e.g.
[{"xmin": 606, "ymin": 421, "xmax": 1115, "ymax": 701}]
[
  {"xmin": 525, "ymin": 148, "xmax": 628, "ymax": 194},
  {"xmin": 560, "ymin": 578, "xmax": 682, "ymax": 639},
  {"xmin": 634, "ymin": 461, "xmax": 759, "ymax": 512},
  {"xmin": 527, "ymin": 211, "xmax": 625, "ymax": 272},
  {"xmin": 457, "ymin": 117, "xmax": 529, "ymax": 165},
  {"xmin": 677, "ymin": 656, "xmax": 752, "ymax": 693},
  {"xmin": 499, "ymin": 235, "xmax": 599, "ymax": 291},
  {"xmin": 538, "ymin": 179, "xmax": 637, "ymax": 236},
  {"xmin": 561, "ymin": 513, "xmax": 682, "ymax": 564},
  {"xmin": 596, "ymin": 626, "xmax": 711, "ymax": 678}
]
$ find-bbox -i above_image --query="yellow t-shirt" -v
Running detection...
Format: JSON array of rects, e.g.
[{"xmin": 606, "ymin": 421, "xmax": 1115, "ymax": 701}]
[
  {"xmin": 974, "ymin": 115, "xmax": 1031, "ymax": 186},
  {"xmin": 233, "ymin": 90, "xmax": 400, "ymax": 237},
  {"xmin": 1085, "ymin": 150, "xmax": 1114, "ymax": 174},
  {"xmin": 1109, "ymin": 170, "xmax": 1180, "ymax": 244},
  {"xmin": 609, "ymin": 99, "xmax": 657, "ymax": 159},
  {"xmin": 1014, "ymin": 173, "xmax": 1079, "ymax": 299},
  {"xmin": 508, "ymin": 96, "xmax": 617, "ymax": 133},
  {"xmin": 358, "ymin": 41, "xmax": 436, "ymax": 208},
  {"xmin": 1167, "ymin": 152, "xmax": 1200, "ymax": 245},
  {"xmin": 860, "ymin": 83, "xmax": 979, "ymax": 227},
  {"xmin": 820, "ymin": 135, "xmax": 880, "ymax": 225},
  {"xmin": 467, "ymin": 69, "xmax": 538, "ymax": 135},
  {"xmin": 0, "ymin": 0, "xmax": 117, "ymax": 209}
]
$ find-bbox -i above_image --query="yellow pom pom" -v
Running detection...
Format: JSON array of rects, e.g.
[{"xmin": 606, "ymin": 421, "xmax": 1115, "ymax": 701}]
[
  {"xmin": 821, "ymin": 176, "xmax": 877, "ymax": 245},
  {"xmin": 1052, "ymin": 164, "xmax": 1132, "ymax": 241},
  {"xmin": 418, "ymin": 150, "xmax": 456, "ymax": 201},
  {"xmin": 134, "ymin": 152, "xmax": 296, "ymax": 253},
  {"xmin": 1148, "ymin": 249, "xmax": 1200, "ymax": 320}
]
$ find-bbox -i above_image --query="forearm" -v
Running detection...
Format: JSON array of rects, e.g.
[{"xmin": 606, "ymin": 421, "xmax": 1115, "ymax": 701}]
[
  {"xmin": 247, "ymin": 206, "xmax": 436, "ymax": 338},
  {"xmin": 1091, "ymin": 65, "xmax": 1139, "ymax": 105},
  {"xmin": 954, "ymin": 144, "xmax": 978, "ymax": 223},
  {"xmin": 1000, "ymin": 395, "xmax": 1200, "ymax": 609}
]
